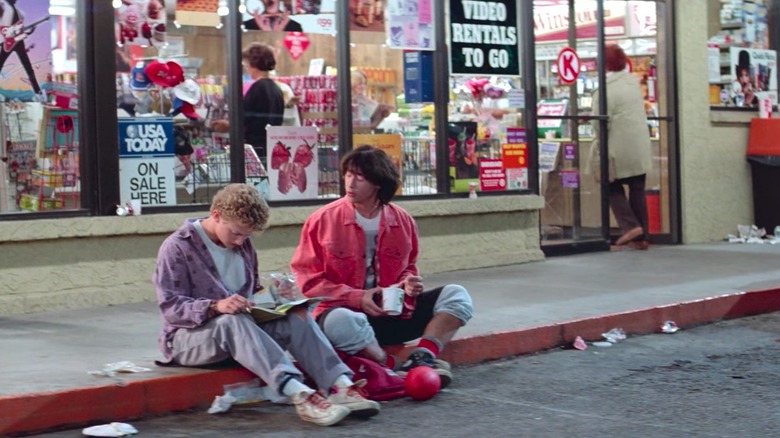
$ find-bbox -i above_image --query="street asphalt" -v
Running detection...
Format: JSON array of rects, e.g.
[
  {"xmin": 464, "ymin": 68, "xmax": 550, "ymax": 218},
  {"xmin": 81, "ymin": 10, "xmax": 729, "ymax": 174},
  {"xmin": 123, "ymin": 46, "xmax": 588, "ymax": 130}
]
[{"xmin": 28, "ymin": 311, "xmax": 780, "ymax": 437}]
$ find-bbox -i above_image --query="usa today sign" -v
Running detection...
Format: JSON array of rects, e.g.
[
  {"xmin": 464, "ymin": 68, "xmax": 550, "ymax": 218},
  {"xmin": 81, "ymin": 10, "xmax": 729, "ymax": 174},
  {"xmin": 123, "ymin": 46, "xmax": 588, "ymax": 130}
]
[
  {"xmin": 450, "ymin": 0, "xmax": 519, "ymax": 76},
  {"xmin": 118, "ymin": 117, "xmax": 177, "ymax": 206}
]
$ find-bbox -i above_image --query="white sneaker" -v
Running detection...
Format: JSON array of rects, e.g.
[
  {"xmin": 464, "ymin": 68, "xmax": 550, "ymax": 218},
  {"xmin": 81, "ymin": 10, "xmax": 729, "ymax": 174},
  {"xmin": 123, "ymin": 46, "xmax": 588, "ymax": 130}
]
[
  {"xmin": 292, "ymin": 391, "xmax": 350, "ymax": 426},
  {"xmin": 328, "ymin": 380, "xmax": 381, "ymax": 417}
]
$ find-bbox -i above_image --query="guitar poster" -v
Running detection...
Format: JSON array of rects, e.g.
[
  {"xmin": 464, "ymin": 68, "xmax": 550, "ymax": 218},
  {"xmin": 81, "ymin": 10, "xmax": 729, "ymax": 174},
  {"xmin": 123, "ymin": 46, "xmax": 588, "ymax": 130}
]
[{"xmin": 0, "ymin": 1, "xmax": 52, "ymax": 102}]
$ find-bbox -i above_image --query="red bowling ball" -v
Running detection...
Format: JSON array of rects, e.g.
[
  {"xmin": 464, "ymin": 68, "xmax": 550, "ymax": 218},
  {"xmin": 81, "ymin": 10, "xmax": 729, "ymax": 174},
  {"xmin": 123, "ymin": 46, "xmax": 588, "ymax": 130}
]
[{"xmin": 404, "ymin": 366, "xmax": 441, "ymax": 401}]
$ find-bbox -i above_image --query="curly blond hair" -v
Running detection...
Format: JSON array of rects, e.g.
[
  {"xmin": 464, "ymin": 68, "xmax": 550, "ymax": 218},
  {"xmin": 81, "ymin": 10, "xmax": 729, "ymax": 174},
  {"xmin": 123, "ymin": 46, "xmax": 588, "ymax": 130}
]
[{"xmin": 211, "ymin": 184, "xmax": 270, "ymax": 231}]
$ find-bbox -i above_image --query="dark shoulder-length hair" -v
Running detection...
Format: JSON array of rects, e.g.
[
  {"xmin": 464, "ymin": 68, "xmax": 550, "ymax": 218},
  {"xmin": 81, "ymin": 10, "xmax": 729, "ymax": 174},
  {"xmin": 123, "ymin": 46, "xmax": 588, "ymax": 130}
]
[{"xmin": 340, "ymin": 145, "xmax": 400, "ymax": 205}]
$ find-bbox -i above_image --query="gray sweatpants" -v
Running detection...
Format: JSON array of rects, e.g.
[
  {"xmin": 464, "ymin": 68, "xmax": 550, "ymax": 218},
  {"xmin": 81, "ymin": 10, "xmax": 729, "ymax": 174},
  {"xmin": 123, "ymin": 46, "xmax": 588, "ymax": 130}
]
[{"xmin": 172, "ymin": 312, "xmax": 351, "ymax": 399}]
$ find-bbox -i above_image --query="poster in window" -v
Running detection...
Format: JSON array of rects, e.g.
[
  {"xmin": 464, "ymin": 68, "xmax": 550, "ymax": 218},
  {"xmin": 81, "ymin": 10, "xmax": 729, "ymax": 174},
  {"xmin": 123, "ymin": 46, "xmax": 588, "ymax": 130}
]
[
  {"xmin": 447, "ymin": 121, "xmax": 480, "ymax": 192},
  {"xmin": 242, "ymin": 0, "xmax": 336, "ymax": 34},
  {"xmin": 114, "ymin": 0, "xmax": 167, "ymax": 47},
  {"xmin": 385, "ymin": 0, "xmax": 434, "ymax": 50},
  {"xmin": 266, "ymin": 126, "xmax": 319, "ymax": 201},
  {"xmin": 0, "ymin": 1, "xmax": 52, "ymax": 101},
  {"xmin": 730, "ymin": 48, "xmax": 777, "ymax": 108}
]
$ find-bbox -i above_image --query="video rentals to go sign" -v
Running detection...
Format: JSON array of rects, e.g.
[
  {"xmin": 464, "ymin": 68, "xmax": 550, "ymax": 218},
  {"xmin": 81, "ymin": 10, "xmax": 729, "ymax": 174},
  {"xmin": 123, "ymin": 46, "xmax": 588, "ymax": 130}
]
[
  {"xmin": 450, "ymin": 0, "xmax": 519, "ymax": 76},
  {"xmin": 118, "ymin": 117, "xmax": 177, "ymax": 206}
]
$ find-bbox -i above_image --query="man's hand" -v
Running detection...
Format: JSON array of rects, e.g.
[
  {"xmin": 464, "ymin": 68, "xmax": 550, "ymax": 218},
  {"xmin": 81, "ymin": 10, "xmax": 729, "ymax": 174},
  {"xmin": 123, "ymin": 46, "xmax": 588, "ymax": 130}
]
[
  {"xmin": 215, "ymin": 294, "xmax": 252, "ymax": 315},
  {"xmin": 403, "ymin": 275, "xmax": 424, "ymax": 297},
  {"xmin": 253, "ymin": 12, "xmax": 289, "ymax": 31},
  {"xmin": 360, "ymin": 288, "xmax": 385, "ymax": 317}
]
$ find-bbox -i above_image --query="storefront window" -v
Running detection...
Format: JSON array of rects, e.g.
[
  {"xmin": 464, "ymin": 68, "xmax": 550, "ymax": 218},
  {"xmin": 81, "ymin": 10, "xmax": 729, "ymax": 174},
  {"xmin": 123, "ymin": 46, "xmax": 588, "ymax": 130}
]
[
  {"xmin": 0, "ymin": 1, "xmax": 79, "ymax": 215},
  {"xmin": 240, "ymin": 0, "xmax": 340, "ymax": 201},
  {"xmin": 448, "ymin": 0, "xmax": 526, "ymax": 195},
  {"xmin": 114, "ymin": 0, "xmax": 231, "ymax": 209},
  {"xmin": 350, "ymin": 16, "xmax": 437, "ymax": 196}
]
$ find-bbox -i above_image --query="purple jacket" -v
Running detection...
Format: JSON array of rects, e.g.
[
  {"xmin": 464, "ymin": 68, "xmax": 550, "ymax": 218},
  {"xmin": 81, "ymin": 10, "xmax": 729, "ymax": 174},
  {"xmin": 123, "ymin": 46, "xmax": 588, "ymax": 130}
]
[{"xmin": 152, "ymin": 219, "xmax": 261, "ymax": 361}]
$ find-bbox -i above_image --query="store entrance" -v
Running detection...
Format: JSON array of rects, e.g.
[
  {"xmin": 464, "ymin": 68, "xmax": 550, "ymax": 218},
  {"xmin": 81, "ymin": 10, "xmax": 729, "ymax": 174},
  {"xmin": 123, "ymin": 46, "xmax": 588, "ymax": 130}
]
[{"xmin": 534, "ymin": 0, "xmax": 672, "ymax": 254}]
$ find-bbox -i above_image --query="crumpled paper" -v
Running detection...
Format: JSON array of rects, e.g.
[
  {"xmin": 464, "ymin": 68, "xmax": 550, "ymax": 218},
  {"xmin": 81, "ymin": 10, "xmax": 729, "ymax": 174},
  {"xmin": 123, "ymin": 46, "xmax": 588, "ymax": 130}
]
[
  {"xmin": 82, "ymin": 422, "xmax": 138, "ymax": 437},
  {"xmin": 661, "ymin": 320, "xmax": 679, "ymax": 334},
  {"xmin": 726, "ymin": 224, "xmax": 777, "ymax": 244},
  {"xmin": 208, "ymin": 394, "xmax": 239, "ymax": 414},
  {"xmin": 88, "ymin": 361, "xmax": 151, "ymax": 377},
  {"xmin": 208, "ymin": 379, "xmax": 280, "ymax": 414},
  {"xmin": 602, "ymin": 327, "xmax": 626, "ymax": 344}
]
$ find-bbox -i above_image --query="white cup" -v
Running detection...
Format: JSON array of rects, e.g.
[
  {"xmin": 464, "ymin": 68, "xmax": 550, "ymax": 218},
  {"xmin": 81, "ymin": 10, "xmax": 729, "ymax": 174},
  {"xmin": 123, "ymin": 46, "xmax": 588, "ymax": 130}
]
[
  {"xmin": 381, "ymin": 287, "xmax": 404, "ymax": 315},
  {"xmin": 129, "ymin": 200, "xmax": 142, "ymax": 216}
]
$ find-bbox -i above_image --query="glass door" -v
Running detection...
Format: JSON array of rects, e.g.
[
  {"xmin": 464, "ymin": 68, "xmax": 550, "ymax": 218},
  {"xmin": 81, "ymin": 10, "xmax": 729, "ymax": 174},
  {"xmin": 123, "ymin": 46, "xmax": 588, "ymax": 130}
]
[
  {"xmin": 534, "ymin": 0, "xmax": 608, "ymax": 249},
  {"xmin": 534, "ymin": 0, "xmax": 673, "ymax": 251}
]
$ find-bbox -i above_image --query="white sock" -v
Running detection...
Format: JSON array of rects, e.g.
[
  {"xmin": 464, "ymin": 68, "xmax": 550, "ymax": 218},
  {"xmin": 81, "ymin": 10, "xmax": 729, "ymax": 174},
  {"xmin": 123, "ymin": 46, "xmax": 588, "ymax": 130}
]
[
  {"xmin": 281, "ymin": 378, "xmax": 314, "ymax": 398},
  {"xmin": 333, "ymin": 374, "xmax": 354, "ymax": 389}
]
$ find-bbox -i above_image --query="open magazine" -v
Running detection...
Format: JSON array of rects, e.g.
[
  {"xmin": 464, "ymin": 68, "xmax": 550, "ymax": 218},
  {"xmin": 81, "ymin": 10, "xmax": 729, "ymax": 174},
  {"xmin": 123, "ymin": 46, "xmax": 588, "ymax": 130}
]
[
  {"xmin": 249, "ymin": 296, "xmax": 328, "ymax": 323},
  {"xmin": 250, "ymin": 272, "xmax": 326, "ymax": 323}
]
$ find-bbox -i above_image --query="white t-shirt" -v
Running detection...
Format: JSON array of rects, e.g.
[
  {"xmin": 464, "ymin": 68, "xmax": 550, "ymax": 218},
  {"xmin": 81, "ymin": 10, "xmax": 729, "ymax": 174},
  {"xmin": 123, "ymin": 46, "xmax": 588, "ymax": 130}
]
[
  {"xmin": 355, "ymin": 211, "xmax": 381, "ymax": 289},
  {"xmin": 193, "ymin": 220, "xmax": 246, "ymax": 294}
]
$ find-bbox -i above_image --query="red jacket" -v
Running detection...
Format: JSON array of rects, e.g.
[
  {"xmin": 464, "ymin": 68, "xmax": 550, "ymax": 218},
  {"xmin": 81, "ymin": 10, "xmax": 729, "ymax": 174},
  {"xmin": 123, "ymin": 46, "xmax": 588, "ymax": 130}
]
[{"xmin": 290, "ymin": 197, "xmax": 419, "ymax": 319}]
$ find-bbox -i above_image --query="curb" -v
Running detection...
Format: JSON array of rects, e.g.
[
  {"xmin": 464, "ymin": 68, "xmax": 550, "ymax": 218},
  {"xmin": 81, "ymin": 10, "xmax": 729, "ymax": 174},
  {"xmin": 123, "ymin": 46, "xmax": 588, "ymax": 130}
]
[{"xmin": 3, "ymin": 288, "xmax": 779, "ymax": 436}]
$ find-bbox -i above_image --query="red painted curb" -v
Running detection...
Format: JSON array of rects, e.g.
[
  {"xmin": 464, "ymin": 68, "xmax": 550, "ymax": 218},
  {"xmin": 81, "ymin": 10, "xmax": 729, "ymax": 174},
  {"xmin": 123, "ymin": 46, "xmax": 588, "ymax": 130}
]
[
  {"xmin": 2, "ymin": 288, "xmax": 778, "ymax": 436},
  {"xmin": 1, "ymin": 368, "xmax": 255, "ymax": 437}
]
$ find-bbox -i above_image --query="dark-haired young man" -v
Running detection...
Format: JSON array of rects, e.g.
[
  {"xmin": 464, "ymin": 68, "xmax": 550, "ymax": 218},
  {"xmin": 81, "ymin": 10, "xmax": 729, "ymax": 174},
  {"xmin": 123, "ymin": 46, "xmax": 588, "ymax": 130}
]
[{"xmin": 291, "ymin": 146, "xmax": 473, "ymax": 388}]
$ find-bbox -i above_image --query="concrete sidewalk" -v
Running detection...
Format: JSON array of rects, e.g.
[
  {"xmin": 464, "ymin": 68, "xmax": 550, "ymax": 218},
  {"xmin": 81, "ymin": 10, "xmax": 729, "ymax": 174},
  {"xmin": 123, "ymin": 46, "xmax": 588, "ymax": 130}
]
[{"xmin": 2, "ymin": 243, "xmax": 780, "ymax": 436}]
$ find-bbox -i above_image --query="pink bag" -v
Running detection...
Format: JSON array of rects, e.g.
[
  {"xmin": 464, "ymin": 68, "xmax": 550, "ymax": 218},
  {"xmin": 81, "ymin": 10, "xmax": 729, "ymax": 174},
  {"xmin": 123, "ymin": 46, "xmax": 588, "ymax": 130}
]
[{"xmin": 337, "ymin": 351, "xmax": 406, "ymax": 401}]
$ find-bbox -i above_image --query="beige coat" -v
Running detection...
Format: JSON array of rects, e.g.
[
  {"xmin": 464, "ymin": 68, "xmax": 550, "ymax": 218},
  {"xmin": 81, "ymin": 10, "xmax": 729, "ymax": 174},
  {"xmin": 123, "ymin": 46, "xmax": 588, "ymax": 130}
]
[{"xmin": 587, "ymin": 71, "xmax": 652, "ymax": 181}]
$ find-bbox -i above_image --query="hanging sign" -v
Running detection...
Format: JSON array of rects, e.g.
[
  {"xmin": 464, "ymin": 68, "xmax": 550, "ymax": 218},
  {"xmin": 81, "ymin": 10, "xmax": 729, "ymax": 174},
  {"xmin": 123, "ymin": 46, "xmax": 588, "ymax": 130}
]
[
  {"xmin": 449, "ymin": 0, "xmax": 520, "ymax": 76},
  {"xmin": 283, "ymin": 32, "xmax": 310, "ymax": 61},
  {"xmin": 174, "ymin": 0, "xmax": 219, "ymax": 27},
  {"xmin": 556, "ymin": 47, "xmax": 580, "ymax": 84}
]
